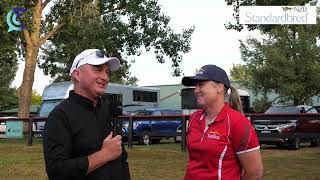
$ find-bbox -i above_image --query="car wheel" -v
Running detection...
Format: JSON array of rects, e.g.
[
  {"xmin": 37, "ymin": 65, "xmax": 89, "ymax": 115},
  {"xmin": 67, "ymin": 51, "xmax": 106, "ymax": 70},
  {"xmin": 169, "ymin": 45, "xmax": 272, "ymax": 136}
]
[
  {"xmin": 174, "ymin": 126, "xmax": 182, "ymax": 143},
  {"xmin": 259, "ymin": 141, "xmax": 263, "ymax": 148},
  {"xmin": 276, "ymin": 143, "xmax": 285, "ymax": 149},
  {"xmin": 138, "ymin": 131, "xmax": 151, "ymax": 145},
  {"xmin": 174, "ymin": 135, "xmax": 181, "ymax": 143},
  {"xmin": 288, "ymin": 137, "xmax": 300, "ymax": 150},
  {"xmin": 174, "ymin": 137, "xmax": 179, "ymax": 143},
  {"xmin": 311, "ymin": 137, "xmax": 319, "ymax": 147}
]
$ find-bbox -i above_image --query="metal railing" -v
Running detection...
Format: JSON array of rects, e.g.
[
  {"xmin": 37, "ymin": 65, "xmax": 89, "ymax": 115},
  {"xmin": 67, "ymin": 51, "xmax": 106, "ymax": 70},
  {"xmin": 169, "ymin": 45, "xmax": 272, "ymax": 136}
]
[
  {"xmin": 0, "ymin": 115, "xmax": 190, "ymax": 151},
  {"xmin": 1, "ymin": 113, "xmax": 319, "ymax": 151},
  {"xmin": 0, "ymin": 116, "xmax": 47, "ymax": 146}
]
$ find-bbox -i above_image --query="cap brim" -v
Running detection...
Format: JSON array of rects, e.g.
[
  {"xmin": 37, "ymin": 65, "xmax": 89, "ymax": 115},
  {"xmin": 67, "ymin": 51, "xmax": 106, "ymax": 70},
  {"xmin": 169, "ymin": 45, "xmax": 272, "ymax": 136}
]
[
  {"xmin": 182, "ymin": 76, "xmax": 209, "ymax": 86},
  {"xmin": 88, "ymin": 57, "xmax": 120, "ymax": 71}
]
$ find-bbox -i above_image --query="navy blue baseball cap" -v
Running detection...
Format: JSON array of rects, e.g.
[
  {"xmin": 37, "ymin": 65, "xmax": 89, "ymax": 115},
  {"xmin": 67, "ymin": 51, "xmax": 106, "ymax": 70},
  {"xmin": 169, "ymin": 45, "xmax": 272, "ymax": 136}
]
[{"xmin": 182, "ymin": 65, "xmax": 231, "ymax": 89}]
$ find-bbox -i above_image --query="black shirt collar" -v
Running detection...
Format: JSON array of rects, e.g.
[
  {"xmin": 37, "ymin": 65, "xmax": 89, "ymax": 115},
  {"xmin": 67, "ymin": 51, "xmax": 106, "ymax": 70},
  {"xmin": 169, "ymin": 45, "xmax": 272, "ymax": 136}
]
[{"xmin": 69, "ymin": 90, "xmax": 101, "ymax": 110}]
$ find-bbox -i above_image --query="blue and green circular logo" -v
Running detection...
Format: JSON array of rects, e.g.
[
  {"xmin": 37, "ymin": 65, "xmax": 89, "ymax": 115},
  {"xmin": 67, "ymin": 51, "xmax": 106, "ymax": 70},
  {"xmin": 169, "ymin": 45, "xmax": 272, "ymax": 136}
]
[{"xmin": 6, "ymin": 7, "xmax": 26, "ymax": 32}]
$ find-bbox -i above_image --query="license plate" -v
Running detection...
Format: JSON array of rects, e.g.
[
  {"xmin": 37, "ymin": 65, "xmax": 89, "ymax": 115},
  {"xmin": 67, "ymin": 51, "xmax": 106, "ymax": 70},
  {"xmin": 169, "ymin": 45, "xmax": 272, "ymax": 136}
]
[{"xmin": 261, "ymin": 130, "xmax": 271, "ymax": 133}]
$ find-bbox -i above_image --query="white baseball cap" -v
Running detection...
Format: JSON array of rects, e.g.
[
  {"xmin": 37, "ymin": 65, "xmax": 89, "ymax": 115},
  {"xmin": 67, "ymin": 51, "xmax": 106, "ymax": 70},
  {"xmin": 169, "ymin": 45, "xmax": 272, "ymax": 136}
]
[{"xmin": 69, "ymin": 49, "xmax": 121, "ymax": 76}]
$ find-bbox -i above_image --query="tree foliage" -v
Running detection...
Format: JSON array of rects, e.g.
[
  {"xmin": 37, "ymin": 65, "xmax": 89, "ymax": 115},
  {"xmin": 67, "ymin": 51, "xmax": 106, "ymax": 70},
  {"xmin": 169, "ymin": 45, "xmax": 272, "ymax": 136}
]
[
  {"xmin": 230, "ymin": 63, "xmax": 252, "ymax": 81},
  {"xmin": 0, "ymin": 0, "xmax": 194, "ymax": 117},
  {"xmin": 0, "ymin": 10, "xmax": 19, "ymax": 111},
  {"xmin": 31, "ymin": 90, "xmax": 42, "ymax": 106},
  {"xmin": 0, "ymin": 88, "xmax": 18, "ymax": 111},
  {"xmin": 240, "ymin": 25, "xmax": 320, "ymax": 105},
  {"xmin": 252, "ymin": 94, "xmax": 273, "ymax": 113},
  {"xmin": 226, "ymin": 0, "xmax": 320, "ymax": 105},
  {"xmin": 40, "ymin": 0, "xmax": 194, "ymax": 83}
]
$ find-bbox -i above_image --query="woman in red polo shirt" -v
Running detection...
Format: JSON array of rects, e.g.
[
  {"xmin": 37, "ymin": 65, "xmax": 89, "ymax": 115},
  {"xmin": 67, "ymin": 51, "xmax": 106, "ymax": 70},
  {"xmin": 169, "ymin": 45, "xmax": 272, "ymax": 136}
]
[{"xmin": 182, "ymin": 64, "xmax": 263, "ymax": 180}]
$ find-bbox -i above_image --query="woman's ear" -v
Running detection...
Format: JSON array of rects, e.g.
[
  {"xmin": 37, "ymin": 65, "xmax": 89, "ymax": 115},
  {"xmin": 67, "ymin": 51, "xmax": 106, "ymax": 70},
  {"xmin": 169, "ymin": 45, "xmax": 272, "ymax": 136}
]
[{"xmin": 218, "ymin": 83, "xmax": 224, "ymax": 94}]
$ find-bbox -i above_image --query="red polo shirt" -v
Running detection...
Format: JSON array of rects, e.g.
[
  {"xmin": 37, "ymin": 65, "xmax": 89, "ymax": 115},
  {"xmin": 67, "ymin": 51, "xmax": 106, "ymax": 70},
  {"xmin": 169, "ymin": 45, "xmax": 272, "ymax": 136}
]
[{"xmin": 185, "ymin": 103, "xmax": 260, "ymax": 180}]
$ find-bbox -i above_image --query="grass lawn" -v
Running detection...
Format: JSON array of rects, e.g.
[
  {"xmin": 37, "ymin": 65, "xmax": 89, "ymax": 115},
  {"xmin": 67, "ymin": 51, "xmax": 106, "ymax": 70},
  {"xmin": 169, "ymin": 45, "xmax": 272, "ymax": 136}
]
[{"xmin": 0, "ymin": 138, "xmax": 320, "ymax": 180}]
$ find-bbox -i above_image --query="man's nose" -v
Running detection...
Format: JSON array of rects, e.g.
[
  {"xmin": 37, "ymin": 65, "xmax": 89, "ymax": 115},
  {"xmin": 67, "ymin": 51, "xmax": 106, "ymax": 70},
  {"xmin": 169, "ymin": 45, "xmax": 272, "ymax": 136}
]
[{"xmin": 100, "ymin": 71, "xmax": 109, "ymax": 82}]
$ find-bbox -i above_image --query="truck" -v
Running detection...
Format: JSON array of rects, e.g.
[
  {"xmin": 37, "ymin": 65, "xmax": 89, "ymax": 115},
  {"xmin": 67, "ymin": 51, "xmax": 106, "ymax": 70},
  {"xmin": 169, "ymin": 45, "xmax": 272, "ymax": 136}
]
[
  {"xmin": 121, "ymin": 108, "xmax": 182, "ymax": 144},
  {"xmin": 252, "ymin": 105, "xmax": 320, "ymax": 150}
]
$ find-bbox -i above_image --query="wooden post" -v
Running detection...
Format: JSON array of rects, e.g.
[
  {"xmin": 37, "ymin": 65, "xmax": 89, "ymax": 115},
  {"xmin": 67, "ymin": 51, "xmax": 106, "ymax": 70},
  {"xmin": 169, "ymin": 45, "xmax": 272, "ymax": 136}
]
[
  {"xmin": 28, "ymin": 117, "xmax": 33, "ymax": 146},
  {"xmin": 181, "ymin": 116, "xmax": 187, "ymax": 152},
  {"xmin": 128, "ymin": 116, "xmax": 133, "ymax": 149}
]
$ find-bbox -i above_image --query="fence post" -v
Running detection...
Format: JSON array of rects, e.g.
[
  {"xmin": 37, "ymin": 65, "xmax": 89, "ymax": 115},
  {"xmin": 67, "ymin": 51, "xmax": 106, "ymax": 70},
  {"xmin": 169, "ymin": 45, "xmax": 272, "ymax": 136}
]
[
  {"xmin": 181, "ymin": 116, "xmax": 187, "ymax": 152},
  {"xmin": 28, "ymin": 117, "xmax": 33, "ymax": 146},
  {"xmin": 128, "ymin": 116, "xmax": 133, "ymax": 149}
]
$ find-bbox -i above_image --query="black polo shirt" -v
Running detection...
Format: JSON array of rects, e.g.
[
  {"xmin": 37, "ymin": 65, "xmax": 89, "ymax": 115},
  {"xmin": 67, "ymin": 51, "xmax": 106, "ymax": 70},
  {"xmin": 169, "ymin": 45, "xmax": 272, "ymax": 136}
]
[{"xmin": 43, "ymin": 91, "xmax": 130, "ymax": 180}]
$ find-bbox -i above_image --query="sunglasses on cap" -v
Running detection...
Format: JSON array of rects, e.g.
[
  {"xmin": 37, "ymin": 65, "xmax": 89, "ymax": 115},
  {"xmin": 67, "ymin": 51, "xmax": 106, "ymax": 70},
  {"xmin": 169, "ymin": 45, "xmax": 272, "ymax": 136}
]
[{"xmin": 75, "ymin": 50, "xmax": 108, "ymax": 68}]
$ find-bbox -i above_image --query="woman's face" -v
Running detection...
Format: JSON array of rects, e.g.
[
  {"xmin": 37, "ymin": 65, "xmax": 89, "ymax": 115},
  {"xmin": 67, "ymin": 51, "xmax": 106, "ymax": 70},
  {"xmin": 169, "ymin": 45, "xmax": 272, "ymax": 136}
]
[{"xmin": 194, "ymin": 81, "xmax": 224, "ymax": 106}]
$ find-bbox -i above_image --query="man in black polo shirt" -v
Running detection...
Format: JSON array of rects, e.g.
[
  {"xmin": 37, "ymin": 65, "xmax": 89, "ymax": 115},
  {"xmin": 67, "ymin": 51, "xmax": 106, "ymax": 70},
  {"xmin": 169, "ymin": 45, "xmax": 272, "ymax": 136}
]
[{"xmin": 43, "ymin": 49, "xmax": 130, "ymax": 180}]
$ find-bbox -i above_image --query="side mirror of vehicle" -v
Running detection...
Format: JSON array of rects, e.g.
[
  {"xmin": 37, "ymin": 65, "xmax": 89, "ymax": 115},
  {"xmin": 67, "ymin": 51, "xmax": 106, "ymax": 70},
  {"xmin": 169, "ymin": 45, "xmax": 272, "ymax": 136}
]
[{"xmin": 300, "ymin": 107, "xmax": 306, "ymax": 113}]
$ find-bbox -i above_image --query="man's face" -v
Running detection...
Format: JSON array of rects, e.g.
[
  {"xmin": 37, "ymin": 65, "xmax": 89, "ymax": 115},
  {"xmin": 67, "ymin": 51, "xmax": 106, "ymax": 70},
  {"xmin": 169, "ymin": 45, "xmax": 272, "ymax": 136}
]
[{"xmin": 75, "ymin": 63, "xmax": 110, "ymax": 99}]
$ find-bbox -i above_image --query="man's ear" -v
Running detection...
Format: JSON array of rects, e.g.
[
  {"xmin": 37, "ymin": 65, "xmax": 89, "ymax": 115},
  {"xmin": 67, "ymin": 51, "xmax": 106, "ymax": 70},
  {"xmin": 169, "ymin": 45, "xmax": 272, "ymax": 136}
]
[{"xmin": 72, "ymin": 69, "xmax": 81, "ymax": 82}]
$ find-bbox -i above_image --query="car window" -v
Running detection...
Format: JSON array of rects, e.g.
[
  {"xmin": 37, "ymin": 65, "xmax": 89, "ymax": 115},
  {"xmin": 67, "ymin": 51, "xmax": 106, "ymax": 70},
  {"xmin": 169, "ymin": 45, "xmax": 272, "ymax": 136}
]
[
  {"xmin": 39, "ymin": 100, "xmax": 63, "ymax": 116},
  {"xmin": 152, "ymin": 110, "xmax": 162, "ymax": 116},
  {"xmin": 265, "ymin": 106, "xmax": 299, "ymax": 114},
  {"xmin": 131, "ymin": 109, "xmax": 182, "ymax": 115},
  {"xmin": 161, "ymin": 110, "xmax": 181, "ymax": 115},
  {"xmin": 131, "ymin": 110, "xmax": 153, "ymax": 115},
  {"xmin": 306, "ymin": 108, "xmax": 318, "ymax": 113}
]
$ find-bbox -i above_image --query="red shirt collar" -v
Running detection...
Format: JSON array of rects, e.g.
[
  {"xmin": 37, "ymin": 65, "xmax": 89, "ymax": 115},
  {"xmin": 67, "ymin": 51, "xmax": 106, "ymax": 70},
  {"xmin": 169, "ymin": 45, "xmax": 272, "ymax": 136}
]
[{"xmin": 201, "ymin": 103, "xmax": 230, "ymax": 122}]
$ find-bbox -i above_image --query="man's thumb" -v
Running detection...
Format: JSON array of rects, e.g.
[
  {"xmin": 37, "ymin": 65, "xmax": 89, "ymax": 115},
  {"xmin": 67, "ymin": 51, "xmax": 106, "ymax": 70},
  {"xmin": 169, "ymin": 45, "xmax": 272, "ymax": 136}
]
[{"xmin": 105, "ymin": 132, "xmax": 113, "ymax": 141}]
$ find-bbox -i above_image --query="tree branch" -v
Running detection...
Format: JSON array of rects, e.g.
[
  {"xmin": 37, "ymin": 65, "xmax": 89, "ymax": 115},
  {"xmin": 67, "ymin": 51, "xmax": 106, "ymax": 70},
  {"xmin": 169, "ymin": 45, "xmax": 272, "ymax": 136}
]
[
  {"xmin": 101, "ymin": 6, "xmax": 124, "ymax": 16},
  {"xmin": 309, "ymin": 90, "xmax": 320, "ymax": 99},
  {"xmin": 40, "ymin": 23, "xmax": 65, "ymax": 45},
  {"xmin": 42, "ymin": 0, "xmax": 51, "ymax": 10},
  {"xmin": 23, "ymin": 29, "xmax": 32, "ymax": 46}
]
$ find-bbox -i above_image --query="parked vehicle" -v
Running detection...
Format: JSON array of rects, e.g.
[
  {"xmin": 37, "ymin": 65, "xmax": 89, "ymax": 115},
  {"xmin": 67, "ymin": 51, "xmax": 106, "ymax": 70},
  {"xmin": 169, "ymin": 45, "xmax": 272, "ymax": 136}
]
[
  {"xmin": 252, "ymin": 105, "xmax": 320, "ymax": 150},
  {"xmin": 0, "ymin": 122, "xmax": 5, "ymax": 137},
  {"xmin": 174, "ymin": 125, "xmax": 182, "ymax": 143},
  {"xmin": 122, "ymin": 109, "xmax": 182, "ymax": 144},
  {"xmin": 35, "ymin": 81, "xmax": 160, "ymax": 135}
]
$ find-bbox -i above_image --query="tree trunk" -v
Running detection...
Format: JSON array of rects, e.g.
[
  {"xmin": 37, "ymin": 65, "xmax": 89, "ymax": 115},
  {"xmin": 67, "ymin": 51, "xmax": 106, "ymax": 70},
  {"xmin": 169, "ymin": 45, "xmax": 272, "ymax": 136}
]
[
  {"xmin": 18, "ymin": 46, "xmax": 39, "ymax": 133},
  {"xmin": 16, "ymin": 0, "xmax": 64, "ymax": 134},
  {"xmin": 18, "ymin": 46, "xmax": 39, "ymax": 118},
  {"xmin": 18, "ymin": 1, "xmax": 43, "ymax": 134},
  {"xmin": 18, "ymin": 0, "xmax": 42, "ymax": 118}
]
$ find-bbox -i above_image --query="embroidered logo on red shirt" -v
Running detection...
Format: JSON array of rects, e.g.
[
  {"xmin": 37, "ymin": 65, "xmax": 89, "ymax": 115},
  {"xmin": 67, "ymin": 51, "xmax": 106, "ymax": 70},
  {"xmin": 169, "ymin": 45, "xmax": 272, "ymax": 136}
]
[{"xmin": 207, "ymin": 131, "xmax": 222, "ymax": 140}]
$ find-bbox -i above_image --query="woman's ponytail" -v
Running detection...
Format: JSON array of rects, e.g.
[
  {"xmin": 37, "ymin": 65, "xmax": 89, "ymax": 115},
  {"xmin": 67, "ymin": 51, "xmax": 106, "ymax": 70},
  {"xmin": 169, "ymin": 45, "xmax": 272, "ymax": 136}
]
[{"xmin": 229, "ymin": 86, "xmax": 243, "ymax": 114}]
